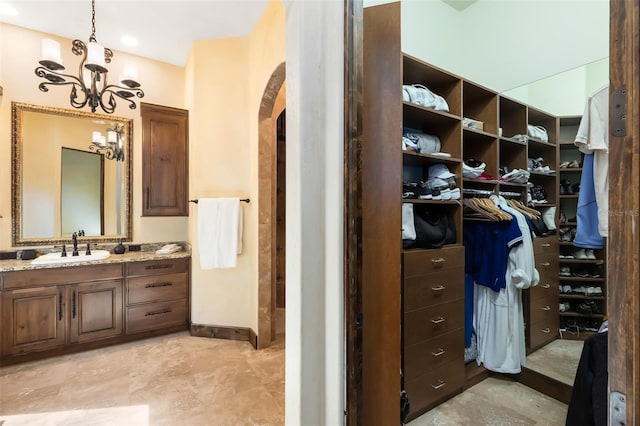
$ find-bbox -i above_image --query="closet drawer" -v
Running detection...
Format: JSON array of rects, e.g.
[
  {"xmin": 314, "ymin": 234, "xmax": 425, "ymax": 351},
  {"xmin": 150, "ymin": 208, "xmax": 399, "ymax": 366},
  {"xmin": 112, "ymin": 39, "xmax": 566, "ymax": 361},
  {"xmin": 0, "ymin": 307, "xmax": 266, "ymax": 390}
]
[
  {"xmin": 126, "ymin": 299, "xmax": 188, "ymax": 334},
  {"xmin": 404, "ymin": 300, "xmax": 464, "ymax": 346},
  {"xmin": 126, "ymin": 258, "xmax": 189, "ymax": 277},
  {"xmin": 529, "ymin": 281, "xmax": 558, "ymax": 302},
  {"xmin": 535, "ymin": 254, "xmax": 558, "ymax": 279},
  {"xmin": 404, "ymin": 328, "xmax": 464, "ymax": 379},
  {"xmin": 404, "ymin": 358, "xmax": 464, "ymax": 415},
  {"xmin": 533, "ymin": 236, "xmax": 558, "ymax": 255},
  {"xmin": 127, "ymin": 272, "xmax": 188, "ymax": 305},
  {"xmin": 530, "ymin": 294, "xmax": 558, "ymax": 325},
  {"xmin": 529, "ymin": 317, "xmax": 559, "ymax": 350},
  {"xmin": 403, "ymin": 246, "xmax": 464, "ymax": 278},
  {"xmin": 403, "ymin": 269, "xmax": 463, "ymax": 312}
]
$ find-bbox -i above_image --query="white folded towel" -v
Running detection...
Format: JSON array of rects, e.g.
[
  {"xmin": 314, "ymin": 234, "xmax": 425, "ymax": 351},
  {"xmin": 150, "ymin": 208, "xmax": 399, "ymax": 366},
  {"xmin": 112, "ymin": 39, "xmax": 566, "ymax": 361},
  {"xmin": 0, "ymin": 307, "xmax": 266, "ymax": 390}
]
[{"xmin": 197, "ymin": 198, "xmax": 243, "ymax": 269}]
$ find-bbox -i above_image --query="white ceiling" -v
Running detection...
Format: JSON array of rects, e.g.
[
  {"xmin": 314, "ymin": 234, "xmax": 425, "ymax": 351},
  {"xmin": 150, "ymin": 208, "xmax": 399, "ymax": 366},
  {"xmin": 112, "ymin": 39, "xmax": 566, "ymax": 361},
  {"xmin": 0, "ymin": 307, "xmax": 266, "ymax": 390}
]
[{"xmin": 0, "ymin": 1, "xmax": 270, "ymax": 66}]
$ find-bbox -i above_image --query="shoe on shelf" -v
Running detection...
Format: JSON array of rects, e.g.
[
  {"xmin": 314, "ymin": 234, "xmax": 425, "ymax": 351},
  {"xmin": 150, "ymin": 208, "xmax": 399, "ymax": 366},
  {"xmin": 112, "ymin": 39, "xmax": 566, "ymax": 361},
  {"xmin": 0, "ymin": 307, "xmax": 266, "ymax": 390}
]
[
  {"xmin": 573, "ymin": 249, "xmax": 587, "ymax": 260},
  {"xmin": 585, "ymin": 249, "xmax": 597, "ymax": 260},
  {"xmin": 584, "ymin": 299, "xmax": 600, "ymax": 314},
  {"xmin": 573, "ymin": 286, "xmax": 588, "ymax": 295},
  {"xmin": 559, "ymin": 266, "xmax": 572, "ymax": 276},
  {"xmin": 577, "ymin": 302, "xmax": 593, "ymax": 314},
  {"xmin": 568, "ymin": 160, "xmax": 580, "ymax": 168},
  {"xmin": 559, "ymin": 302, "xmax": 571, "ymax": 313},
  {"xmin": 586, "ymin": 286, "xmax": 603, "ymax": 296},
  {"xmin": 559, "ymin": 161, "xmax": 570, "ymax": 168},
  {"xmin": 561, "ymin": 284, "xmax": 572, "ymax": 293},
  {"xmin": 559, "ymin": 210, "xmax": 567, "ymax": 224}
]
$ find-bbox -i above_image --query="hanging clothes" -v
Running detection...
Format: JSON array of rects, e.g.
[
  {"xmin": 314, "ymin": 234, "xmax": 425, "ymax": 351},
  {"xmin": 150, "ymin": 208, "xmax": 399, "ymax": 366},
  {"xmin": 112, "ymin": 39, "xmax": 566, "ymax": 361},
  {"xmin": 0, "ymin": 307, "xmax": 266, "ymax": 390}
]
[
  {"xmin": 573, "ymin": 154, "xmax": 605, "ymax": 249},
  {"xmin": 575, "ymin": 85, "xmax": 608, "ymax": 239},
  {"xmin": 465, "ymin": 198, "xmax": 539, "ymax": 373}
]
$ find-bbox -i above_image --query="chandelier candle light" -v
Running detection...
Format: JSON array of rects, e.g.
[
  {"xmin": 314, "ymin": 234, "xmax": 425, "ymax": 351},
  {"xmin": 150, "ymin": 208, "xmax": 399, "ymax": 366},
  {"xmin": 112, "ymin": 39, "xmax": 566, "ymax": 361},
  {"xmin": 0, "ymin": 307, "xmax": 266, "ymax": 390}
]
[
  {"xmin": 90, "ymin": 123, "xmax": 125, "ymax": 161},
  {"xmin": 34, "ymin": 0, "xmax": 144, "ymax": 114}
]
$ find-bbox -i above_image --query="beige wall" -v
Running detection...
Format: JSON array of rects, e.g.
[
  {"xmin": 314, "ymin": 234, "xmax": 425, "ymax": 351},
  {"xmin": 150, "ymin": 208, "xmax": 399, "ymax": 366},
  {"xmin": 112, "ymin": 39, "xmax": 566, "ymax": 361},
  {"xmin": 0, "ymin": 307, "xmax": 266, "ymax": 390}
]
[
  {"xmin": 0, "ymin": 23, "xmax": 188, "ymax": 249},
  {"xmin": 187, "ymin": 0, "xmax": 285, "ymax": 331}
]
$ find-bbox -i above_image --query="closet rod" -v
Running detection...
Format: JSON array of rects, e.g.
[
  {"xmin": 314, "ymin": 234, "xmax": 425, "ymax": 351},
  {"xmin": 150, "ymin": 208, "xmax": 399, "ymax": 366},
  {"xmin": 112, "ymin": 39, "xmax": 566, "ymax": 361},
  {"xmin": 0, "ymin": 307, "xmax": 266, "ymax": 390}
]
[{"xmin": 189, "ymin": 198, "xmax": 250, "ymax": 204}]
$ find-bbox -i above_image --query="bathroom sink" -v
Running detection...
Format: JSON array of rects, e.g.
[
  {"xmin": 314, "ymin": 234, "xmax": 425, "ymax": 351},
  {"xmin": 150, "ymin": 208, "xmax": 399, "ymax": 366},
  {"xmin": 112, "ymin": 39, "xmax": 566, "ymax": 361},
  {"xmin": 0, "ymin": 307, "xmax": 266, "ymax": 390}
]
[{"xmin": 30, "ymin": 250, "xmax": 111, "ymax": 265}]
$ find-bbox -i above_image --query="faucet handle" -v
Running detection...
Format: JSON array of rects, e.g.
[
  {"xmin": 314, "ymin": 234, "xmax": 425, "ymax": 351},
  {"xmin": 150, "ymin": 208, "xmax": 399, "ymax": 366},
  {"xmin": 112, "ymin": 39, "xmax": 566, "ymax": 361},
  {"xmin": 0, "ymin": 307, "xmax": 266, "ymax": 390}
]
[
  {"xmin": 85, "ymin": 243, "xmax": 92, "ymax": 256},
  {"xmin": 59, "ymin": 244, "xmax": 67, "ymax": 257}
]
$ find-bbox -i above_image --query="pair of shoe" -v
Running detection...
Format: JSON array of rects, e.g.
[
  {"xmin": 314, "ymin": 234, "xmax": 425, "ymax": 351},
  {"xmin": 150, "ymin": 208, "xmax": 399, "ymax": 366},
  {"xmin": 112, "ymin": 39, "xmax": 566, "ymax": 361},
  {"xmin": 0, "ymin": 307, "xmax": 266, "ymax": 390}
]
[
  {"xmin": 559, "ymin": 227, "xmax": 576, "ymax": 242},
  {"xmin": 560, "ymin": 284, "xmax": 573, "ymax": 293},
  {"xmin": 560, "ymin": 179, "xmax": 575, "ymax": 195},
  {"xmin": 559, "ymin": 253, "xmax": 574, "ymax": 259},
  {"xmin": 559, "ymin": 160, "xmax": 581, "ymax": 168},
  {"xmin": 573, "ymin": 286, "xmax": 603, "ymax": 296},
  {"xmin": 578, "ymin": 300, "xmax": 600, "ymax": 315},
  {"xmin": 572, "ymin": 266, "xmax": 601, "ymax": 278},
  {"xmin": 559, "ymin": 302, "xmax": 571, "ymax": 312},
  {"xmin": 574, "ymin": 249, "xmax": 596, "ymax": 260},
  {"xmin": 559, "ymin": 265, "xmax": 572, "ymax": 276}
]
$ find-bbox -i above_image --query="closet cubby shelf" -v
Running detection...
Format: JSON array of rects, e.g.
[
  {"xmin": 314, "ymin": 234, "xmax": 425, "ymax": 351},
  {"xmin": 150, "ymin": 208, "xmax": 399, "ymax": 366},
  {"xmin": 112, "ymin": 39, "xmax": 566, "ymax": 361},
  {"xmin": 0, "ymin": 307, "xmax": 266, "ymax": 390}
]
[
  {"xmin": 462, "ymin": 127, "xmax": 497, "ymax": 139},
  {"xmin": 528, "ymin": 138, "xmax": 557, "ymax": 148},
  {"xmin": 559, "ymin": 312, "xmax": 606, "ymax": 319},
  {"xmin": 529, "ymin": 171, "xmax": 557, "ymax": 178},
  {"xmin": 402, "ymin": 199, "xmax": 462, "ymax": 206},
  {"xmin": 559, "ymin": 168, "xmax": 583, "ymax": 173},
  {"xmin": 402, "ymin": 151, "xmax": 462, "ymax": 166},
  {"xmin": 499, "ymin": 136, "xmax": 528, "ymax": 146},
  {"xmin": 463, "ymin": 178, "xmax": 500, "ymax": 185},
  {"xmin": 558, "ymin": 259, "xmax": 605, "ymax": 265},
  {"xmin": 560, "ymin": 294, "xmax": 606, "ymax": 301},
  {"xmin": 558, "ymin": 276, "xmax": 605, "ymax": 282},
  {"xmin": 402, "ymin": 102, "xmax": 461, "ymax": 122}
]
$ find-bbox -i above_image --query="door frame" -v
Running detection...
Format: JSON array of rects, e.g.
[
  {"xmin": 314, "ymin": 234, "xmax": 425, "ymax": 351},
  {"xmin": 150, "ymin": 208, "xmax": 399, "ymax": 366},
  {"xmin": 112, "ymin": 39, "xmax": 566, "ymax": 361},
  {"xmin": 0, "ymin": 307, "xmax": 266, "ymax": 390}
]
[{"xmin": 344, "ymin": 0, "xmax": 640, "ymax": 423}]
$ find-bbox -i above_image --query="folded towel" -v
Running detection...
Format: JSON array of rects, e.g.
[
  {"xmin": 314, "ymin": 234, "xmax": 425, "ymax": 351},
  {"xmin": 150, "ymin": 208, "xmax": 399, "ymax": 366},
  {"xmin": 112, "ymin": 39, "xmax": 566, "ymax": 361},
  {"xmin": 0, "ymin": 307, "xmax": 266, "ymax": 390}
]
[{"xmin": 197, "ymin": 198, "xmax": 243, "ymax": 269}]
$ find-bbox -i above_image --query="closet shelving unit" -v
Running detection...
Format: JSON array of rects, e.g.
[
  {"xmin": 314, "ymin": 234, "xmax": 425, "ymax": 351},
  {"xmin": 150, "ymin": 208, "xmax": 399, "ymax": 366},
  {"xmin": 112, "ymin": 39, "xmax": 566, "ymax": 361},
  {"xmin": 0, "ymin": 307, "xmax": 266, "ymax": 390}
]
[
  {"xmin": 557, "ymin": 116, "xmax": 608, "ymax": 340},
  {"xmin": 362, "ymin": 2, "xmax": 562, "ymax": 422}
]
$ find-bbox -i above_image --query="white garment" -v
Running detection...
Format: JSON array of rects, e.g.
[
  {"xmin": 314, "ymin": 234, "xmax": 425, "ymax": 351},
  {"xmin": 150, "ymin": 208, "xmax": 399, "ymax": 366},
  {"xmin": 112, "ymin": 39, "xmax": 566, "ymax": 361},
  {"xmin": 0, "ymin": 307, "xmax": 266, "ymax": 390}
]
[
  {"xmin": 197, "ymin": 198, "xmax": 243, "ymax": 269},
  {"xmin": 474, "ymin": 199, "xmax": 539, "ymax": 374},
  {"xmin": 575, "ymin": 85, "xmax": 609, "ymax": 237}
]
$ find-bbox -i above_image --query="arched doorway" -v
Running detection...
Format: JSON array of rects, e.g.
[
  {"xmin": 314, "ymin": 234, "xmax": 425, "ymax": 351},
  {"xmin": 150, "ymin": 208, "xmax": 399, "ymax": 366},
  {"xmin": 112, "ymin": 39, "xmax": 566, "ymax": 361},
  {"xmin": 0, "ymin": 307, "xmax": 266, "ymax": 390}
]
[{"xmin": 258, "ymin": 62, "xmax": 286, "ymax": 348}]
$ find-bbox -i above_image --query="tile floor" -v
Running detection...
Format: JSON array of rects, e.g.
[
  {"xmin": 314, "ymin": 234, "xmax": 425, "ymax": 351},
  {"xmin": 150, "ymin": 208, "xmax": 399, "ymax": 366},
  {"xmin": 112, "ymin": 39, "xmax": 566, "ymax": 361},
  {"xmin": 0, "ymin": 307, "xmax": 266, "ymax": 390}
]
[
  {"xmin": 0, "ymin": 332, "xmax": 284, "ymax": 426},
  {"xmin": 525, "ymin": 338, "xmax": 584, "ymax": 385},
  {"xmin": 1, "ymin": 333, "xmax": 570, "ymax": 426}
]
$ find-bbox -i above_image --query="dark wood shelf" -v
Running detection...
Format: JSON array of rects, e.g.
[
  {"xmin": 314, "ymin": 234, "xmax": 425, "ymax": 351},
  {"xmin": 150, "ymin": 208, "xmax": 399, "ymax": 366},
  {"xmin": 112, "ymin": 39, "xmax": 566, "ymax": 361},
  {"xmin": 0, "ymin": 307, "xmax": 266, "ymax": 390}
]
[
  {"xmin": 499, "ymin": 136, "xmax": 527, "ymax": 146},
  {"xmin": 558, "ymin": 259, "xmax": 604, "ymax": 265},
  {"xmin": 560, "ymin": 294, "xmax": 605, "ymax": 300},
  {"xmin": 558, "ymin": 276, "xmax": 605, "ymax": 282},
  {"xmin": 559, "ymin": 168, "xmax": 583, "ymax": 172},
  {"xmin": 402, "ymin": 199, "xmax": 462, "ymax": 205},
  {"xmin": 402, "ymin": 150, "xmax": 462, "ymax": 167},
  {"xmin": 559, "ymin": 312, "xmax": 606, "ymax": 319},
  {"xmin": 559, "ymin": 194, "xmax": 579, "ymax": 199}
]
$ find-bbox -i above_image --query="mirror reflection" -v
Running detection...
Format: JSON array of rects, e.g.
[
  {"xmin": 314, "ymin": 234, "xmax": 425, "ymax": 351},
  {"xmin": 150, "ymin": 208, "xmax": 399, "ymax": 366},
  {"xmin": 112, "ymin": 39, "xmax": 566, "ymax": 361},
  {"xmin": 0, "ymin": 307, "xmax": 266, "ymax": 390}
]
[{"xmin": 12, "ymin": 102, "xmax": 132, "ymax": 246}]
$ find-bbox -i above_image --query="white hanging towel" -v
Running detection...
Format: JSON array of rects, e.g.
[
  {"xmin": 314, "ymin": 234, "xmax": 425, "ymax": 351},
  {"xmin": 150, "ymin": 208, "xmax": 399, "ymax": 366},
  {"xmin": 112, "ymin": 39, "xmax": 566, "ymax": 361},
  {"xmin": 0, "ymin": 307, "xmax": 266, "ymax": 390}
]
[{"xmin": 197, "ymin": 198, "xmax": 243, "ymax": 269}]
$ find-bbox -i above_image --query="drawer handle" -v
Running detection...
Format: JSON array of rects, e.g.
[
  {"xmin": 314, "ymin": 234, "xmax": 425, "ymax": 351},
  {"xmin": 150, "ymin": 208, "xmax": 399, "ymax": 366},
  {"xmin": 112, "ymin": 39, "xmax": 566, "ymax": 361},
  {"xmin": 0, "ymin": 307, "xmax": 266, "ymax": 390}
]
[
  {"xmin": 431, "ymin": 348, "xmax": 445, "ymax": 357},
  {"xmin": 541, "ymin": 283, "xmax": 551, "ymax": 289},
  {"xmin": 542, "ymin": 328, "xmax": 551, "ymax": 334},
  {"xmin": 431, "ymin": 317, "xmax": 445, "ymax": 325},
  {"xmin": 146, "ymin": 264, "xmax": 172, "ymax": 270},
  {"xmin": 144, "ymin": 308, "xmax": 172, "ymax": 317},
  {"xmin": 431, "ymin": 285, "xmax": 445, "ymax": 292},
  {"xmin": 145, "ymin": 282, "xmax": 173, "ymax": 289},
  {"xmin": 541, "ymin": 262, "xmax": 551, "ymax": 267},
  {"xmin": 431, "ymin": 380, "xmax": 446, "ymax": 390},
  {"xmin": 541, "ymin": 243, "xmax": 551, "ymax": 247},
  {"xmin": 431, "ymin": 258, "xmax": 445, "ymax": 265},
  {"xmin": 540, "ymin": 305, "xmax": 551, "ymax": 311}
]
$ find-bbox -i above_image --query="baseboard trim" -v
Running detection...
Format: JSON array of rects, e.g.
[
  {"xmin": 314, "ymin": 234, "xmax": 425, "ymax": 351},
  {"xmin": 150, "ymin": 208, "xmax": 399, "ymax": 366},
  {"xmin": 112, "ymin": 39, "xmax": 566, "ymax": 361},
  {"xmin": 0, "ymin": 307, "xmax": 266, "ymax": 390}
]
[{"xmin": 189, "ymin": 323, "xmax": 258, "ymax": 349}]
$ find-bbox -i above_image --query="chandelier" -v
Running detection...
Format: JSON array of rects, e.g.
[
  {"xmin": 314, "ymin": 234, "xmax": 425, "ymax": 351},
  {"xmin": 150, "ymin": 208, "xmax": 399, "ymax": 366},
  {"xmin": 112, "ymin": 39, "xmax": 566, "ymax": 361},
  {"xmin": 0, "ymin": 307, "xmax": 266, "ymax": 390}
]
[
  {"xmin": 89, "ymin": 123, "xmax": 125, "ymax": 161},
  {"xmin": 34, "ymin": 0, "xmax": 144, "ymax": 114}
]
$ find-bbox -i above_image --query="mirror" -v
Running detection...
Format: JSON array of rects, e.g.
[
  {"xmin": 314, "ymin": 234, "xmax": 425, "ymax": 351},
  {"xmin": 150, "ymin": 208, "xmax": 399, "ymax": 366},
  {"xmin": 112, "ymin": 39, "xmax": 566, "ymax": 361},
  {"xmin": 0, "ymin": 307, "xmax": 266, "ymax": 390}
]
[{"xmin": 11, "ymin": 102, "xmax": 132, "ymax": 246}]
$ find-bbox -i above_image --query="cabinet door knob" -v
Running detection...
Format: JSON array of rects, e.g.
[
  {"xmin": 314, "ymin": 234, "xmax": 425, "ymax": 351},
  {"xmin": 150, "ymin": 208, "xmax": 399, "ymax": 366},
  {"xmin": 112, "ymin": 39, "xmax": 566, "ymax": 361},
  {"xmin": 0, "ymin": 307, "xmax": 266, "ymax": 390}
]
[
  {"xmin": 542, "ymin": 243, "xmax": 551, "ymax": 247},
  {"xmin": 542, "ymin": 328, "xmax": 551, "ymax": 334},
  {"xmin": 541, "ymin": 283, "xmax": 551, "ymax": 289},
  {"xmin": 431, "ymin": 316, "xmax": 445, "ymax": 324},
  {"xmin": 541, "ymin": 262, "xmax": 551, "ymax": 267},
  {"xmin": 431, "ymin": 258, "xmax": 445, "ymax": 265},
  {"xmin": 540, "ymin": 305, "xmax": 551, "ymax": 311},
  {"xmin": 431, "ymin": 285, "xmax": 445, "ymax": 292}
]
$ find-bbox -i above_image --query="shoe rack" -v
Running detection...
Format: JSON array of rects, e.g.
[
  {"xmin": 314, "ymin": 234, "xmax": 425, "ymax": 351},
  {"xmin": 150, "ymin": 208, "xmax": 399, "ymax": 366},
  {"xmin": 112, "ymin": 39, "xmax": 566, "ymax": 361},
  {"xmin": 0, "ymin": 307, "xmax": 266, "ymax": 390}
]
[{"xmin": 557, "ymin": 116, "xmax": 607, "ymax": 340}]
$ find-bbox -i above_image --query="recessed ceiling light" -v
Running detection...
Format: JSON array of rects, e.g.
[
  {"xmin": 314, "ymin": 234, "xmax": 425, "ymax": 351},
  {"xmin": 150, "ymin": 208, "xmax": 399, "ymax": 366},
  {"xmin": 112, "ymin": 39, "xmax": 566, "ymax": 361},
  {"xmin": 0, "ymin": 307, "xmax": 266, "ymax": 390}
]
[
  {"xmin": 0, "ymin": 2, "xmax": 18, "ymax": 16},
  {"xmin": 120, "ymin": 35, "xmax": 139, "ymax": 47}
]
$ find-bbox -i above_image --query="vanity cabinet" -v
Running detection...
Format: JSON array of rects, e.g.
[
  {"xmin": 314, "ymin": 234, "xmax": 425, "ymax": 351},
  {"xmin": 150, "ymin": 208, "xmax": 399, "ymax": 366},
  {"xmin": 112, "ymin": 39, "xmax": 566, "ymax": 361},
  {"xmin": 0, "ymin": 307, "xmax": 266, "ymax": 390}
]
[
  {"xmin": 0, "ymin": 256, "xmax": 191, "ymax": 363},
  {"xmin": 140, "ymin": 103, "xmax": 189, "ymax": 217},
  {"xmin": 1, "ymin": 264, "xmax": 124, "ymax": 357},
  {"xmin": 125, "ymin": 258, "xmax": 189, "ymax": 334}
]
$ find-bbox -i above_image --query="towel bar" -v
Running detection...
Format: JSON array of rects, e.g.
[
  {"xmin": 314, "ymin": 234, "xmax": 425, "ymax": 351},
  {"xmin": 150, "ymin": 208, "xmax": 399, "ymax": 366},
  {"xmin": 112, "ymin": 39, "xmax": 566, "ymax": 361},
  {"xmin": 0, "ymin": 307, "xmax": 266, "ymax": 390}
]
[{"xmin": 189, "ymin": 198, "xmax": 250, "ymax": 204}]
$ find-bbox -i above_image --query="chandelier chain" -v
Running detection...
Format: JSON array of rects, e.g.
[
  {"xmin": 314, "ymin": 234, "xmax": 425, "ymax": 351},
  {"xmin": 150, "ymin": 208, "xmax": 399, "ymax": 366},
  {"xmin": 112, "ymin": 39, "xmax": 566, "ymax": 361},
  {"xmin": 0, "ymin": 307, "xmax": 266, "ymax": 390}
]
[{"xmin": 90, "ymin": 0, "xmax": 96, "ymax": 42}]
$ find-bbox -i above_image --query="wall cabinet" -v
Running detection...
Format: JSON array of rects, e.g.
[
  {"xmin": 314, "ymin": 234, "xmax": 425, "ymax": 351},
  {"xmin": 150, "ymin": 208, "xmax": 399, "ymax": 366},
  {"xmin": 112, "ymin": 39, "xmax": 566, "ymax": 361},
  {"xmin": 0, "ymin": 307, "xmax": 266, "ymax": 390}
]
[
  {"xmin": 1, "ymin": 257, "xmax": 190, "ymax": 363},
  {"xmin": 141, "ymin": 103, "xmax": 189, "ymax": 216}
]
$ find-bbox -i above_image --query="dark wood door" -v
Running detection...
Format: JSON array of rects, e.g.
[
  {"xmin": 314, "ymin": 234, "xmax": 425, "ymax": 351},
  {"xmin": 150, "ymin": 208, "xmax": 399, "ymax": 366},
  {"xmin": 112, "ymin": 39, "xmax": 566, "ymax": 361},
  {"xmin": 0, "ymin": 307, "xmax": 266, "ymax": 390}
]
[
  {"xmin": 609, "ymin": 0, "xmax": 640, "ymax": 422},
  {"xmin": 1, "ymin": 286, "xmax": 66, "ymax": 356},
  {"xmin": 141, "ymin": 103, "xmax": 189, "ymax": 216},
  {"xmin": 69, "ymin": 280, "xmax": 123, "ymax": 343}
]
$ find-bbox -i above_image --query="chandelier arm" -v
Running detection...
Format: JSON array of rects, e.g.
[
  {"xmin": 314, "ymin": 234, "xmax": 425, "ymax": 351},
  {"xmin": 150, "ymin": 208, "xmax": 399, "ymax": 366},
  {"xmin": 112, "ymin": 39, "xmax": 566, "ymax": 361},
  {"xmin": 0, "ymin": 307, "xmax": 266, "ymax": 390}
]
[
  {"xmin": 100, "ymin": 85, "xmax": 145, "ymax": 110},
  {"xmin": 35, "ymin": 66, "xmax": 90, "ymax": 108}
]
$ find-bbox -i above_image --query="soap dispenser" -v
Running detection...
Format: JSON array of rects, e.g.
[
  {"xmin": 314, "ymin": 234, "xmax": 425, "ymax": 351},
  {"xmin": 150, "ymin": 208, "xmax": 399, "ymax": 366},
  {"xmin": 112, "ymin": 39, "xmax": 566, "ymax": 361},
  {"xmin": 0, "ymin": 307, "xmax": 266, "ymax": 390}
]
[{"xmin": 114, "ymin": 240, "xmax": 126, "ymax": 255}]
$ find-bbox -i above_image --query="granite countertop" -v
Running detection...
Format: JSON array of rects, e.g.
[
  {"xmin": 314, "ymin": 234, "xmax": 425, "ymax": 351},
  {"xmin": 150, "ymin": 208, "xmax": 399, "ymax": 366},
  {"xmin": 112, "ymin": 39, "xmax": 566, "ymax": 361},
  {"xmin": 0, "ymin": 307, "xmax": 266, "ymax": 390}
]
[{"xmin": 0, "ymin": 244, "xmax": 191, "ymax": 273}]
